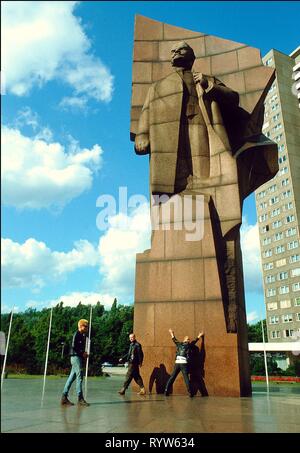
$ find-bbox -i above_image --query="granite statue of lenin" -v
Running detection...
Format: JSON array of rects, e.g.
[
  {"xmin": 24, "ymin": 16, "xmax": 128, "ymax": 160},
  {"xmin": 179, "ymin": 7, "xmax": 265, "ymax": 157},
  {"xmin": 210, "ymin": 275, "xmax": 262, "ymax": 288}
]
[{"xmin": 134, "ymin": 41, "xmax": 278, "ymax": 332}]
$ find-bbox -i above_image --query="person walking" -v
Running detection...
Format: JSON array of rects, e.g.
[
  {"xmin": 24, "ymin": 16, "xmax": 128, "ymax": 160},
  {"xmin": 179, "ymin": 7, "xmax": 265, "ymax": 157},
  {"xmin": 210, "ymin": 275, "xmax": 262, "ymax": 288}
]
[
  {"xmin": 61, "ymin": 319, "xmax": 90, "ymax": 407},
  {"xmin": 118, "ymin": 333, "xmax": 146, "ymax": 396}
]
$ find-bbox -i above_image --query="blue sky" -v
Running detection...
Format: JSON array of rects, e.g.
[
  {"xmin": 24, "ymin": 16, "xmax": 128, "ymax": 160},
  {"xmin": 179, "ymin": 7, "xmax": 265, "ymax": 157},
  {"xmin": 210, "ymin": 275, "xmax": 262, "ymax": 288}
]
[{"xmin": 2, "ymin": 1, "xmax": 299, "ymax": 322}]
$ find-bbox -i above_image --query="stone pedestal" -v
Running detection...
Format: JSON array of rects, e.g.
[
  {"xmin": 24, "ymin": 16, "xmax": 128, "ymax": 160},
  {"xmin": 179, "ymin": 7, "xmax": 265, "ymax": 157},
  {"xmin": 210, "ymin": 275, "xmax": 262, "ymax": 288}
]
[
  {"xmin": 133, "ymin": 193, "xmax": 251, "ymax": 397},
  {"xmin": 130, "ymin": 15, "xmax": 278, "ymax": 398}
]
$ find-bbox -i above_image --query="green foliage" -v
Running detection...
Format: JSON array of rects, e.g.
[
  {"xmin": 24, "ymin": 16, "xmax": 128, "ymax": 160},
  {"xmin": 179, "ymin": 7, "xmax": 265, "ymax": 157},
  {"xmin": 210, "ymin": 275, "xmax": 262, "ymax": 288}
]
[
  {"xmin": 247, "ymin": 320, "xmax": 267, "ymax": 342},
  {"xmin": 247, "ymin": 321, "xmax": 299, "ymax": 377},
  {"xmin": 250, "ymin": 354, "xmax": 281, "ymax": 375},
  {"xmin": 249, "ymin": 354, "xmax": 299, "ymax": 376},
  {"xmin": 0, "ymin": 300, "xmax": 133, "ymax": 376},
  {"xmin": 283, "ymin": 362, "xmax": 300, "ymax": 377},
  {"xmin": 5, "ymin": 315, "xmax": 36, "ymax": 373}
]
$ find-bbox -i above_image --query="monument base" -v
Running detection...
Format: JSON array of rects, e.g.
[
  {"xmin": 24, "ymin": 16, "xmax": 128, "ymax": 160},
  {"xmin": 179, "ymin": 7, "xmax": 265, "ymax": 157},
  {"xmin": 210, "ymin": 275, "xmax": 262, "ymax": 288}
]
[{"xmin": 133, "ymin": 193, "xmax": 251, "ymax": 397}]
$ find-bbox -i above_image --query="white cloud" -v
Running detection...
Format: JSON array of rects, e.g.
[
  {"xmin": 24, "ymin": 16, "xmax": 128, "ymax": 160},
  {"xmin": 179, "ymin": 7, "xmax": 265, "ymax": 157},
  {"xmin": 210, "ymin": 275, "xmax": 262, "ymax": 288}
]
[
  {"xmin": 15, "ymin": 106, "xmax": 39, "ymax": 130},
  {"xmin": 1, "ymin": 204, "xmax": 151, "ymax": 303},
  {"xmin": 240, "ymin": 219, "xmax": 263, "ymax": 293},
  {"xmin": 2, "ymin": 1, "xmax": 113, "ymax": 103},
  {"xmin": 13, "ymin": 107, "xmax": 54, "ymax": 142},
  {"xmin": 1, "ymin": 125, "xmax": 103, "ymax": 209},
  {"xmin": 98, "ymin": 203, "xmax": 151, "ymax": 298},
  {"xmin": 1, "ymin": 237, "xmax": 100, "ymax": 289},
  {"xmin": 26, "ymin": 292, "xmax": 117, "ymax": 311},
  {"xmin": 246, "ymin": 311, "xmax": 259, "ymax": 324},
  {"xmin": 59, "ymin": 96, "xmax": 88, "ymax": 112},
  {"xmin": 0, "ymin": 305, "xmax": 19, "ymax": 315}
]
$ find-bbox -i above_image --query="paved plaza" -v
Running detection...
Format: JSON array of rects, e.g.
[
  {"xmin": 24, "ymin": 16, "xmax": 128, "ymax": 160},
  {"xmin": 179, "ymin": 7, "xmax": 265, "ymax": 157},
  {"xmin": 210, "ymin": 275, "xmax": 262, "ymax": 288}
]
[{"xmin": 1, "ymin": 372, "xmax": 300, "ymax": 433}]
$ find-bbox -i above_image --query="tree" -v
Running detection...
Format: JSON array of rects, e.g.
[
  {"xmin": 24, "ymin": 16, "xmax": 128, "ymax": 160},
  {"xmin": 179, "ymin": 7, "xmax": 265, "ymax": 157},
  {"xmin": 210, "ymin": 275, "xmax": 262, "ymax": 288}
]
[
  {"xmin": 0, "ymin": 301, "xmax": 134, "ymax": 375},
  {"xmin": 250, "ymin": 353, "xmax": 281, "ymax": 375},
  {"xmin": 5, "ymin": 315, "xmax": 36, "ymax": 373},
  {"xmin": 247, "ymin": 320, "xmax": 267, "ymax": 342},
  {"xmin": 32, "ymin": 308, "xmax": 52, "ymax": 373}
]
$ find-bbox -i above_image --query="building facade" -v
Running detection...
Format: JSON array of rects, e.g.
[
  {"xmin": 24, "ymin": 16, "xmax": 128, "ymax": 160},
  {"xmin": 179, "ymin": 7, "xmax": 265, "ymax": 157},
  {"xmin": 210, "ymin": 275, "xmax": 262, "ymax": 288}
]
[
  {"xmin": 255, "ymin": 47, "xmax": 300, "ymax": 342},
  {"xmin": 291, "ymin": 46, "xmax": 300, "ymax": 109}
]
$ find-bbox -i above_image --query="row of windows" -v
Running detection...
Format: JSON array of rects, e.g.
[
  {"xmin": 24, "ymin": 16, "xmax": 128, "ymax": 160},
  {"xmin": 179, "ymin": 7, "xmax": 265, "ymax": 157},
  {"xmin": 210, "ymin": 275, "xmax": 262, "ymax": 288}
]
[
  {"xmin": 259, "ymin": 212, "xmax": 294, "ymax": 223},
  {"xmin": 264, "ymin": 105, "xmax": 280, "ymax": 118},
  {"xmin": 269, "ymin": 94, "xmax": 278, "ymax": 103},
  {"xmin": 259, "ymin": 213, "xmax": 268, "ymax": 222},
  {"xmin": 258, "ymin": 201, "xmax": 293, "ymax": 212},
  {"xmin": 262, "ymin": 227, "xmax": 297, "ymax": 245},
  {"xmin": 269, "ymin": 313, "xmax": 300, "ymax": 324},
  {"xmin": 261, "ymin": 219, "xmax": 296, "ymax": 234},
  {"xmin": 262, "ymin": 119, "xmax": 282, "ymax": 132},
  {"xmin": 273, "ymin": 133, "xmax": 283, "ymax": 142},
  {"xmin": 262, "ymin": 241, "xmax": 299, "ymax": 257},
  {"xmin": 278, "ymin": 166, "xmax": 289, "ymax": 176},
  {"xmin": 269, "ymin": 328, "xmax": 300, "ymax": 339},
  {"xmin": 264, "ymin": 130, "xmax": 283, "ymax": 140},
  {"xmin": 273, "ymin": 123, "xmax": 283, "ymax": 133},
  {"xmin": 257, "ymin": 187, "xmax": 291, "ymax": 200},
  {"xmin": 267, "ymin": 297, "xmax": 300, "ymax": 311},
  {"xmin": 266, "ymin": 282, "xmax": 300, "ymax": 297},
  {"xmin": 265, "ymin": 104, "xmax": 280, "ymax": 117},
  {"xmin": 265, "ymin": 268, "xmax": 300, "ymax": 284},
  {"xmin": 263, "ymin": 255, "xmax": 300, "ymax": 270},
  {"xmin": 271, "ymin": 207, "xmax": 281, "ymax": 217},
  {"xmin": 278, "ymin": 154, "xmax": 287, "ymax": 164},
  {"xmin": 257, "ymin": 185, "xmax": 277, "ymax": 198}
]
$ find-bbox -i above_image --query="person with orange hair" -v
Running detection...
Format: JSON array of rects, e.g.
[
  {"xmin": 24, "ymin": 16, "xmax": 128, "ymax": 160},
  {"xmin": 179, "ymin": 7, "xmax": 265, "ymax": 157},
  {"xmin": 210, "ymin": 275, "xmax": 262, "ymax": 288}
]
[{"xmin": 61, "ymin": 319, "xmax": 90, "ymax": 407}]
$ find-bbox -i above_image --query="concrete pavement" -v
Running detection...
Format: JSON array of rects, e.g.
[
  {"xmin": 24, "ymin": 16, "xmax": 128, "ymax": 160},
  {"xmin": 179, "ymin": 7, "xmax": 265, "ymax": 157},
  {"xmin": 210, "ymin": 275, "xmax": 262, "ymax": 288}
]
[{"xmin": 1, "ymin": 375, "xmax": 300, "ymax": 433}]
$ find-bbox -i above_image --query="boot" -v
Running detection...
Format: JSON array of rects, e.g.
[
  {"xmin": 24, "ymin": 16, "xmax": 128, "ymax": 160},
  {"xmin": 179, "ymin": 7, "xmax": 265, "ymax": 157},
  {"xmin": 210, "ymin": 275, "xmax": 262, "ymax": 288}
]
[
  {"xmin": 118, "ymin": 387, "xmax": 126, "ymax": 395},
  {"xmin": 78, "ymin": 396, "xmax": 90, "ymax": 407},
  {"xmin": 137, "ymin": 387, "xmax": 146, "ymax": 395},
  {"xmin": 61, "ymin": 394, "xmax": 74, "ymax": 406}
]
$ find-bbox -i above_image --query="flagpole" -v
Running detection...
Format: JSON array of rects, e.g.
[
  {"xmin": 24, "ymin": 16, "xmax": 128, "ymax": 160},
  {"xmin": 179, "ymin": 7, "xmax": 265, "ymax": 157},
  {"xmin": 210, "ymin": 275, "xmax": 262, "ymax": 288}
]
[
  {"xmin": 1, "ymin": 307, "xmax": 14, "ymax": 390},
  {"xmin": 41, "ymin": 307, "xmax": 53, "ymax": 405},
  {"xmin": 261, "ymin": 317, "xmax": 269, "ymax": 393},
  {"xmin": 84, "ymin": 306, "xmax": 93, "ymax": 398}
]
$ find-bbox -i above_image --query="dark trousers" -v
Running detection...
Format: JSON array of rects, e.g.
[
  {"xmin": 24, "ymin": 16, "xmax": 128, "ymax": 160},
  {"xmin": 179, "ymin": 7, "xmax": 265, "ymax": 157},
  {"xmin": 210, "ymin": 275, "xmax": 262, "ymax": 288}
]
[
  {"xmin": 122, "ymin": 363, "xmax": 144, "ymax": 390},
  {"xmin": 165, "ymin": 363, "xmax": 192, "ymax": 394}
]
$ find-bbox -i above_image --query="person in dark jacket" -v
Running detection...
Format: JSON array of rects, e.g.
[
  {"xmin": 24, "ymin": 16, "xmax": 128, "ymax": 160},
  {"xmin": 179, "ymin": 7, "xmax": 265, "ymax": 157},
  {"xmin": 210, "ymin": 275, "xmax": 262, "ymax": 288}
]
[
  {"xmin": 61, "ymin": 319, "xmax": 90, "ymax": 407},
  {"xmin": 164, "ymin": 328, "xmax": 204, "ymax": 397},
  {"xmin": 118, "ymin": 333, "xmax": 146, "ymax": 395}
]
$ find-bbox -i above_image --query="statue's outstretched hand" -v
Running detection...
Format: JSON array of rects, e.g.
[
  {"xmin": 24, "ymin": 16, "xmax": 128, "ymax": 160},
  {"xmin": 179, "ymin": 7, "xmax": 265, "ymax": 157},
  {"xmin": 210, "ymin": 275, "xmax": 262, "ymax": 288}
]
[{"xmin": 135, "ymin": 135, "xmax": 150, "ymax": 153}]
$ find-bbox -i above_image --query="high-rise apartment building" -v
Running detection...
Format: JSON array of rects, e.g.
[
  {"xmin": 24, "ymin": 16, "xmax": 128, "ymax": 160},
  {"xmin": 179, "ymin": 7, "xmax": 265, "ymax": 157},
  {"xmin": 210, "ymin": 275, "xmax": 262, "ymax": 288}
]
[
  {"xmin": 291, "ymin": 46, "xmax": 300, "ymax": 108},
  {"xmin": 255, "ymin": 47, "xmax": 300, "ymax": 342}
]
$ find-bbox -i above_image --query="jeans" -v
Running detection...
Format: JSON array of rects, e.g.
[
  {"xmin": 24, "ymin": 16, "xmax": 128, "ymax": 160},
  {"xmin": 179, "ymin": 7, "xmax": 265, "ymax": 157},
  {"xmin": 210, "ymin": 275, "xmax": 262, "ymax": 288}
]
[
  {"xmin": 63, "ymin": 355, "xmax": 83, "ymax": 397},
  {"xmin": 165, "ymin": 363, "xmax": 192, "ymax": 394}
]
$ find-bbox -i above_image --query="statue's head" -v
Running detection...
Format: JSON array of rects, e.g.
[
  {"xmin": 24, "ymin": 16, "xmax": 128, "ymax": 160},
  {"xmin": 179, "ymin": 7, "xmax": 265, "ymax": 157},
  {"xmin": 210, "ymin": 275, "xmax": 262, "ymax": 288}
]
[{"xmin": 171, "ymin": 41, "xmax": 195, "ymax": 70}]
